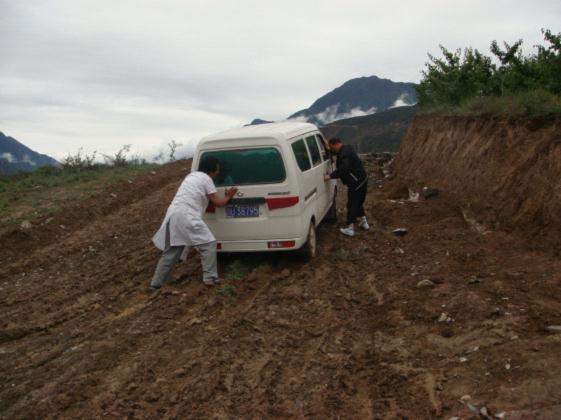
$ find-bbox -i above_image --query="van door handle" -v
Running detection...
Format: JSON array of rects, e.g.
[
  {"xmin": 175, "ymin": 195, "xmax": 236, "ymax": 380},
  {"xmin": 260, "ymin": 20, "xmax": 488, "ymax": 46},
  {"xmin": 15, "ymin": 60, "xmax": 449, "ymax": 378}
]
[{"xmin": 304, "ymin": 188, "xmax": 317, "ymax": 202}]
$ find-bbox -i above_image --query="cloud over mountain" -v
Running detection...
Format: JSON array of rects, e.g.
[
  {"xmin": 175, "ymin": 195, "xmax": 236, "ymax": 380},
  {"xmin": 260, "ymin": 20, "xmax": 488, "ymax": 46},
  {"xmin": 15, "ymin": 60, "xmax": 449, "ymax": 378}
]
[{"xmin": 288, "ymin": 76, "xmax": 416, "ymax": 125}]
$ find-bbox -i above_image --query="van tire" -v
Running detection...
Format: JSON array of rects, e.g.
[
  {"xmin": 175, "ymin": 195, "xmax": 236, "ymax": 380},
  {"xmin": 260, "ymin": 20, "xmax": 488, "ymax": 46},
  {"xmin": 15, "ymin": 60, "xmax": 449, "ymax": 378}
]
[{"xmin": 301, "ymin": 221, "xmax": 317, "ymax": 259}]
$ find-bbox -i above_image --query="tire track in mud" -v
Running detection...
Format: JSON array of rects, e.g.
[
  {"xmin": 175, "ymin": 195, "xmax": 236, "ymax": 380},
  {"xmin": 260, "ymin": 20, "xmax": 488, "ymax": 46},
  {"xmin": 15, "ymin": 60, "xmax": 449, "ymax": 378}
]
[{"xmin": 0, "ymin": 171, "xmax": 186, "ymax": 337}]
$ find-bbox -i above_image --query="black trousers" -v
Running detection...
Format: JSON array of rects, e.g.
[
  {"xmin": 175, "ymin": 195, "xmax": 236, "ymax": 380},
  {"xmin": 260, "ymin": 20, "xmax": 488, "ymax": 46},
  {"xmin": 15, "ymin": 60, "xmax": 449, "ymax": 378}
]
[{"xmin": 346, "ymin": 180, "xmax": 368, "ymax": 225}]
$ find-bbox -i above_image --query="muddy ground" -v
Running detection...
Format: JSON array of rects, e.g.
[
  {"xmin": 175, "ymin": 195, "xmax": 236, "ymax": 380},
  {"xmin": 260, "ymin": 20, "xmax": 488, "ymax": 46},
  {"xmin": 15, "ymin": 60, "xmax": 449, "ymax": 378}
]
[{"xmin": 1, "ymin": 157, "xmax": 560, "ymax": 419}]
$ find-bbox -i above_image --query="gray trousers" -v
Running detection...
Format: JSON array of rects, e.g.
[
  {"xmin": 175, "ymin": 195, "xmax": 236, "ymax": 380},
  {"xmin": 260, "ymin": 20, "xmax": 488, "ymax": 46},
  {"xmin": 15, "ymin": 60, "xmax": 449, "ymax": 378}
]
[{"xmin": 150, "ymin": 222, "xmax": 218, "ymax": 288}]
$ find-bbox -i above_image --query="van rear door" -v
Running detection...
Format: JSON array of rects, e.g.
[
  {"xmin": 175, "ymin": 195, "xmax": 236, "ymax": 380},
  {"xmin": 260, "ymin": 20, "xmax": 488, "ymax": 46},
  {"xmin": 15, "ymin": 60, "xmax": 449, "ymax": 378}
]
[
  {"xmin": 303, "ymin": 134, "xmax": 331, "ymax": 218},
  {"xmin": 200, "ymin": 147, "xmax": 301, "ymax": 240}
]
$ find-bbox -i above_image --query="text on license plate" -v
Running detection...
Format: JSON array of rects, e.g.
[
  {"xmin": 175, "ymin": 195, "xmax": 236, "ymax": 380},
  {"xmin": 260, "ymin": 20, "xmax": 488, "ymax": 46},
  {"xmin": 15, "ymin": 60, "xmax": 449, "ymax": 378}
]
[{"xmin": 225, "ymin": 205, "xmax": 259, "ymax": 218}]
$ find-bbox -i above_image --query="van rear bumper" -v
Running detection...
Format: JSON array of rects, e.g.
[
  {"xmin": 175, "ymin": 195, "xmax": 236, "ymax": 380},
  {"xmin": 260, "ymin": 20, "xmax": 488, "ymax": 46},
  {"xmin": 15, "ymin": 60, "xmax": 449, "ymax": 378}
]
[{"xmin": 216, "ymin": 237, "xmax": 306, "ymax": 253}]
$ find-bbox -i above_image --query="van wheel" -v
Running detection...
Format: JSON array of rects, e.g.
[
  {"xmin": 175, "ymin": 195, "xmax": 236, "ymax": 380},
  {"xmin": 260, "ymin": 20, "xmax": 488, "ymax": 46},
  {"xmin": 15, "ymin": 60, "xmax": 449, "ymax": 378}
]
[{"xmin": 301, "ymin": 222, "xmax": 317, "ymax": 259}]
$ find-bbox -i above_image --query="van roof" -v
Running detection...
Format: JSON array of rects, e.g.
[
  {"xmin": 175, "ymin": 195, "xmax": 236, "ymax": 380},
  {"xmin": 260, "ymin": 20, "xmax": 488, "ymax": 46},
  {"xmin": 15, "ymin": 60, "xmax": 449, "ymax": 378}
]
[{"xmin": 200, "ymin": 121, "xmax": 319, "ymax": 144}]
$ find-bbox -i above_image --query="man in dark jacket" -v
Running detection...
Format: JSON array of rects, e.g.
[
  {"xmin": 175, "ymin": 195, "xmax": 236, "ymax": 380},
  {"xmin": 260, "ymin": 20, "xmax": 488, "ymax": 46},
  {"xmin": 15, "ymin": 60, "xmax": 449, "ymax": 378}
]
[{"xmin": 324, "ymin": 138, "xmax": 369, "ymax": 236}]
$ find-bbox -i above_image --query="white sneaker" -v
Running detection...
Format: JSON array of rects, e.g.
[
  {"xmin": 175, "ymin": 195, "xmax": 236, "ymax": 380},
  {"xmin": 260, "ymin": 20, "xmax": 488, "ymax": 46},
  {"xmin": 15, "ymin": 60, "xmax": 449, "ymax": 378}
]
[
  {"xmin": 358, "ymin": 217, "xmax": 370, "ymax": 230},
  {"xmin": 340, "ymin": 225, "xmax": 355, "ymax": 237}
]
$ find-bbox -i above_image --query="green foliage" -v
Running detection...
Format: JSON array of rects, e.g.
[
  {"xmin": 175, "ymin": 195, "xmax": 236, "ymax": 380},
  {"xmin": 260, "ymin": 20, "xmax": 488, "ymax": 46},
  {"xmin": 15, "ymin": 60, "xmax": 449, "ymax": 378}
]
[
  {"xmin": 420, "ymin": 89, "xmax": 561, "ymax": 117},
  {"xmin": 418, "ymin": 29, "xmax": 561, "ymax": 115},
  {"xmin": 217, "ymin": 285, "xmax": 237, "ymax": 298},
  {"xmin": 535, "ymin": 29, "xmax": 561, "ymax": 94},
  {"xmin": 419, "ymin": 46, "xmax": 497, "ymax": 106},
  {"xmin": 224, "ymin": 259, "xmax": 252, "ymax": 280}
]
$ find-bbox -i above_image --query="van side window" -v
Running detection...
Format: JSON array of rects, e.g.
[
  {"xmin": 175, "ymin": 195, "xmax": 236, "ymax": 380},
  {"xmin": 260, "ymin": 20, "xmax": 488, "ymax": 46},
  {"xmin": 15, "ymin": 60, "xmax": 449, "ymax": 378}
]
[
  {"xmin": 305, "ymin": 136, "xmax": 322, "ymax": 166},
  {"xmin": 291, "ymin": 139, "xmax": 311, "ymax": 172},
  {"xmin": 316, "ymin": 134, "xmax": 329, "ymax": 161}
]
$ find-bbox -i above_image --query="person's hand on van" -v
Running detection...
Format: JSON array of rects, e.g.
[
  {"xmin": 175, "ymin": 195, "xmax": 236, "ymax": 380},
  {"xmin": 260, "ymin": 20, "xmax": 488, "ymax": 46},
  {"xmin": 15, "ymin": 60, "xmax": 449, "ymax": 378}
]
[
  {"xmin": 324, "ymin": 174, "xmax": 332, "ymax": 181},
  {"xmin": 208, "ymin": 186, "xmax": 238, "ymax": 207},
  {"xmin": 225, "ymin": 187, "xmax": 238, "ymax": 198}
]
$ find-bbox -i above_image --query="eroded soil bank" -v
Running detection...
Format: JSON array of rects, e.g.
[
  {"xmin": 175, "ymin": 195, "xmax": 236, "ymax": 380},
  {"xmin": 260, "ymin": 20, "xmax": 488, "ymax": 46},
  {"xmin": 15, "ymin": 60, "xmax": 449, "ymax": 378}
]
[{"xmin": 394, "ymin": 114, "xmax": 561, "ymax": 254}]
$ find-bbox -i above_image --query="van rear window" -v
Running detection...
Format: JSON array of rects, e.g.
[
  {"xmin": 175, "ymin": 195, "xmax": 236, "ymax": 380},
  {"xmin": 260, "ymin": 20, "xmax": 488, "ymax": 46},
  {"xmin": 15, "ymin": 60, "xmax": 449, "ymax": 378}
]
[{"xmin": 199, "ymin": 148, "xmax": 286, "ymax": 186}]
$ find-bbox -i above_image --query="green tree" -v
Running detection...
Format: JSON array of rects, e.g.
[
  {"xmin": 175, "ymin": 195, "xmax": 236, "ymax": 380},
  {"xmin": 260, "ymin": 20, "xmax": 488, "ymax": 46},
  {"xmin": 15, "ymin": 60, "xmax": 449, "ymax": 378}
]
[
  {"xmin": 417, "ymin": 46, "xmax": 495, "ymax": 106},
  {"xmin": 417, "ymin": 29, "xmax": 561, "ymax": 114},
  {"xmin": 490, "ymin": 39, "xmax": 526, "ymax": 94},
  {"xmin": 534, "ymin": 29, "xmax": 561, "ymax": 94}
]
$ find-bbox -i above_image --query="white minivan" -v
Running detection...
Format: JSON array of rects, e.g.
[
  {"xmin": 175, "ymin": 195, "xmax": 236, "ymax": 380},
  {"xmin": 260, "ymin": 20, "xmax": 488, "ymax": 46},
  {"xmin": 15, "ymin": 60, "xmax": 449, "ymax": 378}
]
[{"xmin": 191, "ymin": 121, "xmax": 337, "ymax": 257}]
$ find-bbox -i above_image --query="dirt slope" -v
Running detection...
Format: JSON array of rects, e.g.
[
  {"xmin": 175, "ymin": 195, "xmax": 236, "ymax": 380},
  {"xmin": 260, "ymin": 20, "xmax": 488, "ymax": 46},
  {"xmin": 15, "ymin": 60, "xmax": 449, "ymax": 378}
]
[
  {"xmin": 395, "ymin": 114, "xmax": 561, "ymax": 254},
  {"xmin": 1, "ymin": 154, "xmax": 561, "ymax": 419}
]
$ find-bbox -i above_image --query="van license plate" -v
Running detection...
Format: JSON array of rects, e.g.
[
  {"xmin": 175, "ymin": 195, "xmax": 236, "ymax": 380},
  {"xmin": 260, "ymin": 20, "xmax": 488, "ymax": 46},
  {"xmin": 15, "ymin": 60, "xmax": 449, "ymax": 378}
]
[{"xmin": 225, "ymin": 205, "xmax": 259, "ymax": 218}]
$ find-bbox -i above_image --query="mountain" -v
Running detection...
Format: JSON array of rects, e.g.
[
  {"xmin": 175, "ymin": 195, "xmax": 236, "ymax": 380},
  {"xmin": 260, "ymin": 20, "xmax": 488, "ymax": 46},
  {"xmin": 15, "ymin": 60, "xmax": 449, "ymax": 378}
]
[
  {"xmin": 246, "ymin": 118, "xmax": 273, "ymax": 126},
  {"xmin": 0, "ymin": 132, "xmax": 59, "ymax": 175},
  {"xmin": 247, "ymin": 75, "xmax": 418, "ymax": 151},
  {"xmin": 321, "ymin": 105, "xmax": 417, "ymax": 153},
  {"xmin": 288, "ymin": 75, "xmax": 417, "ymax": 125}
]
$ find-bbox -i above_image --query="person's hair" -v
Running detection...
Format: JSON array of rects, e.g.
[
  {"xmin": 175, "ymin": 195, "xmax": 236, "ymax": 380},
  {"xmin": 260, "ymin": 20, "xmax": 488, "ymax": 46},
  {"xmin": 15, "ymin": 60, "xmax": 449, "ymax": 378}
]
[
  {"xmin": 328, "ymin": 137, "xmax": 342, "ymax": 145},
  {"xmin": 199, "ymin": 156, "xmax": 220, "ymax": 174}
]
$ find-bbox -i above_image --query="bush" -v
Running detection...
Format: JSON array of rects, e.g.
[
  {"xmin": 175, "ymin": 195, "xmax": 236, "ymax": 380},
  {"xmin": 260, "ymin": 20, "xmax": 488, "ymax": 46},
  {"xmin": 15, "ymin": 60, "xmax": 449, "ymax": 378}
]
[
  {"xmin": 61, "ymin": 148, "xmax": 99, "ymax": 171},
  {"xmin": 61, "ymin": 145, "xmax": 148, "ymax": 170},
  {"xmin": 418, "ymin": 29, "xmax": 561, "ymax": 115},
  {"xmin": 102, "ymin": 145, "xmax": 131, "ymax": 167}
]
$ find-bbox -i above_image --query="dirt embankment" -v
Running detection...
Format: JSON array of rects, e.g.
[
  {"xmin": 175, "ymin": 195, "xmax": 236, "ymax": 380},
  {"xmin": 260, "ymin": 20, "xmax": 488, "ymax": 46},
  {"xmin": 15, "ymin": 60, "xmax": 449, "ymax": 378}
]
[{"xmin": 394, "ymin": 115, "xmax": 561, "ymax": 253}]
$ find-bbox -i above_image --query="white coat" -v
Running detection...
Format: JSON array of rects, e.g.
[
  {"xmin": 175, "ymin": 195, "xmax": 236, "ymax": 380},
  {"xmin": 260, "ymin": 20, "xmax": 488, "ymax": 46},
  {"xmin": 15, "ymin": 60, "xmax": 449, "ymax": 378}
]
[{"xmin": 152, "ymin": 171, "xmax": 217, "ymax": 258}]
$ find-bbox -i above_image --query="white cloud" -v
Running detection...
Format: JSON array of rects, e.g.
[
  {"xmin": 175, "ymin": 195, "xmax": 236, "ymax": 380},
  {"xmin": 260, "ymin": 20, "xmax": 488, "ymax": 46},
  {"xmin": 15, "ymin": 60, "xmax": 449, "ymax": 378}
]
[
  {"xmin": 390, "ymin": 94, "xmax": 417, "ymax": 108},
  {"xmin": 21, "ymin": 154, "xmax": 36, "ymax": 166},
  {"xmin": 315, "ymin": 105, "xmax": 378, "ymax": 124},
  {"xmin": 292, "ymin": 104, "xmax": 379, "ymax": 125},
  {"xmin": 337, "ymin": 106, "xmax": 378, "ymax": 121},
  {"xmin": 1, "ymin": 152, "xmax": 16, "ymax": 163},
  {"xmin": 286, "ymin": 115, "xmax": 310, "ymax": 123}
]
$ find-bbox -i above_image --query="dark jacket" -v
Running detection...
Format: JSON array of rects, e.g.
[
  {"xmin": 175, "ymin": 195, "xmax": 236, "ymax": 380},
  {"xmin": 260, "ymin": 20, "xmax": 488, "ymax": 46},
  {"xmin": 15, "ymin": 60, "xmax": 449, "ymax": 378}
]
[{"xmin": 329, "ymin": 145, "xmax": 367, "ymax": 190}]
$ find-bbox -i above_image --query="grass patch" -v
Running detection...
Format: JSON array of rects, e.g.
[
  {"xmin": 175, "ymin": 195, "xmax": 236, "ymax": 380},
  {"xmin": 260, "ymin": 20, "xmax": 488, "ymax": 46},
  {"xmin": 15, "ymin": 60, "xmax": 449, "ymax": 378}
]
[
  {"xmin": 223, "ymin": 259, "xmax": 255, "ymax": 280},
  {"xmin": 419, "ymin": 90, "xmax": 561, "ymax": 117},
  {"xmin": 0, "ymin": 163, "xmax": 158, "ymax": 224},
  {"xmin": 217, "ymin": 284, "xmax": 237, "ymax": 298}
]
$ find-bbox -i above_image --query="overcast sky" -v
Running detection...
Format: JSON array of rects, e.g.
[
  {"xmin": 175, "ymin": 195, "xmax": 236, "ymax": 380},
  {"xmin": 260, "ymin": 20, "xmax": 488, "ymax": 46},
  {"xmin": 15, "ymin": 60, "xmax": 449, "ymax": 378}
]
[{"xmin": 1, "ymin": 0, "xmax": 559, "ymax": 160}]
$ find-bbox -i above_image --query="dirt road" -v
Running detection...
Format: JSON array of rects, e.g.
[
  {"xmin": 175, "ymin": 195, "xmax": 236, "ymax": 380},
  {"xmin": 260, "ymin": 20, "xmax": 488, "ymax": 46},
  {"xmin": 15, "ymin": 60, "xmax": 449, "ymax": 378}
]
[{"xmin": 1, "ymin": 158, "xmax": 560, "ymax": 419}]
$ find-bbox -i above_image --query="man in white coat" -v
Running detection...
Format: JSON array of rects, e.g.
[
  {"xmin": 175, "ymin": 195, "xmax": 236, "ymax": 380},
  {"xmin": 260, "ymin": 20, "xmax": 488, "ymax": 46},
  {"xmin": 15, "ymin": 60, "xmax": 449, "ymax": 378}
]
[{"xmin": 149, "ymin": 156, "xmax": 237, "ymax": 291}]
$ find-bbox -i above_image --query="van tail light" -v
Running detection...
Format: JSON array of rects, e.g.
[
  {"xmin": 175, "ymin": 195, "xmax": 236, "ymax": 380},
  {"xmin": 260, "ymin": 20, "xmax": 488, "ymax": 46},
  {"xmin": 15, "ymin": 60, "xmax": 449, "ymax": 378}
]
[
  {"xmin": 268, "ymin": 240, "xmax": 295, "ymax": 249},
  {"xmin": 206, "ymin": 202, "xmax": 216, "ymax": 213},
  {"xmin": 216, "ymin": 243, "xmax": 222, "ymax": 250},
  {"xmin": 266, "ymin": 196, "xmax": 299, "ymax": 210}
]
